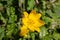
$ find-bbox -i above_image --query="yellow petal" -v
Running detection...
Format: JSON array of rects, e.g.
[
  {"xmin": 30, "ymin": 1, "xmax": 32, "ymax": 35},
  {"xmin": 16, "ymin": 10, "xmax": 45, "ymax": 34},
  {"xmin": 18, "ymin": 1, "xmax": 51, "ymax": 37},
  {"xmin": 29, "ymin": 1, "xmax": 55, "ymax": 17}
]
[
  {"xmin": 29, "ymin": 10, "xmax": 36, "ymax": 19},
  {"xmin": 23, "ymin": 12, "xmax": 28, "ymax": 18},
  {"xmin": 39, "ymin": 20, "xmax": 45, "ymax": 27},
  {"xmin": 35, "ymin": 28, "xmax": 40, "ymax": 32},
  {"xmin": 29, "ymin": 10, "xmax": 41, "ymax": 20},
  {"xmin": 36, "ymin": 13, "xmax": 41, "ymax": 19},
  {"xmin": 22, "ymin": 17, "xmax": 28, "ymax": 25},
  {"xmin": 28, "ymin": 26, "xmax": 35, "ymax": 32},
  {"xmin": 30, "ymin": 10, "xmax": 36, "ymax": 14},
  {"xmin": 20, "ymin": 26, "xmax": 29, "ymax": 37}
]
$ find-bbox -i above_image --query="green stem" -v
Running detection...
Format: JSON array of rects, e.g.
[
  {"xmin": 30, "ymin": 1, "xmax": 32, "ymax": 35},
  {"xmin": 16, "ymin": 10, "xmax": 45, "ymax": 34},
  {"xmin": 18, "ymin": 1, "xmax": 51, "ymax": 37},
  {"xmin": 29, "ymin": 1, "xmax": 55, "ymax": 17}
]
[{"xmin": 31, "ymin": 33, "xmax": 35, "ymax": 40}]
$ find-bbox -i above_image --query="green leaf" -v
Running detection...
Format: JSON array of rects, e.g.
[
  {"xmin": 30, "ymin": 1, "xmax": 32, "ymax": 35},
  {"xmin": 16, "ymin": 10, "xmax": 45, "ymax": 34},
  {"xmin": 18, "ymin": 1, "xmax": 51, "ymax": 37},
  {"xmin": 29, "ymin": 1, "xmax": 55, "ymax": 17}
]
[
  {"xmin": 43, "ymin": 35, "xmax": 54, "ymax": 40},
  {"xmin": 42, "ymin": 16, "xmax": 52, "ymax": 24},
  {"xmin": 8, "ymin": 15, "xmax": 17, "ymax": 23},
  {"xmin": 31, "ymin": 33, "xmax": 35, "ymax": 40},
  {"xmin": 53, "ymin": 33, "xmax": 60, "ymax": 40},
  {"xmin": 39, "ymin": 27, "xmax": 48, "ymax": 38},
  {"xmin": 0, "ymin": 27, "xmax": 4, "ymax": 40},
  {"xmin": 27, "ymin": 0, "xmax": 34, "ymax": 10}
]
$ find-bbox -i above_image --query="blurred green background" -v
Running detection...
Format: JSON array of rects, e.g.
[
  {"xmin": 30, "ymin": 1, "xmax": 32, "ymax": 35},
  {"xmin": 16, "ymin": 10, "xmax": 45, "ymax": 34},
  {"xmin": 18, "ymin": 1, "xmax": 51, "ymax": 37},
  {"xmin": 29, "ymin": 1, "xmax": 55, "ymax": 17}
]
[{"xmin": 0, "ymin": 0, "xmax": 60, "ymax": 40}]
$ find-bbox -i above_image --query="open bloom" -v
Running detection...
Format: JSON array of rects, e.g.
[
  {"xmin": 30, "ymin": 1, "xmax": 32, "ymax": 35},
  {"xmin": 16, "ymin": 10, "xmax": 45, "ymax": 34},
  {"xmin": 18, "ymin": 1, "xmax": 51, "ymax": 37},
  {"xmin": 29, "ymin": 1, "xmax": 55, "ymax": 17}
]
[{"xmin": 20, "ymin": 10, "xmax": 44, "ymax": 37}]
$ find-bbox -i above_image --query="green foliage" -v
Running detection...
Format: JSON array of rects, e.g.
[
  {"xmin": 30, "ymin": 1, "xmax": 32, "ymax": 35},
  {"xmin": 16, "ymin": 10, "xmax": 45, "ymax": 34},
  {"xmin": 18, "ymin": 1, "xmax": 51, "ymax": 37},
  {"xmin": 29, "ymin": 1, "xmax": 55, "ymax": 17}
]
[
  {"xmin": 0, "ymin": 27, "xmax": 4, "ymax": 40},
  {"xmin": 0, "ymin": 0, "xmax": 60, "ymax": 40},
  {"xmin": 27, "ymin": 0, "xmax": 35, "ymax": 10}
]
